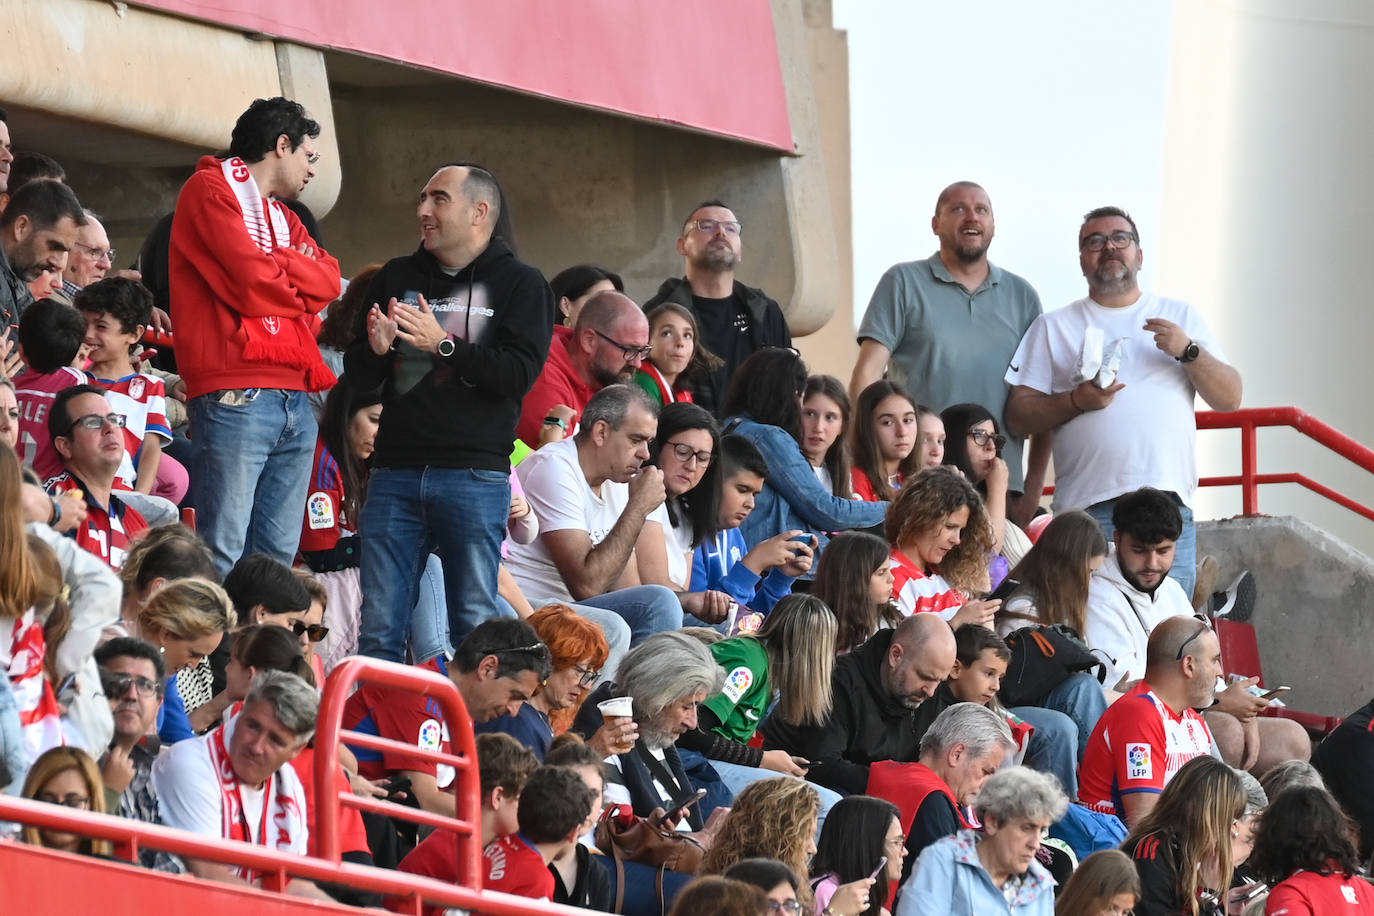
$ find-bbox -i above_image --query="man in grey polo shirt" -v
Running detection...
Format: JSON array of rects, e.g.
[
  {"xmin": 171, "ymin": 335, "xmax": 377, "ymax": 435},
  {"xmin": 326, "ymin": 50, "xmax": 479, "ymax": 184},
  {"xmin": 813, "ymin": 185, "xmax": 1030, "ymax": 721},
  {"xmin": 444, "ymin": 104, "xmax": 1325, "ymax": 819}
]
[{"xmin": 849, "ymin": 181, "xmax": 1044, "ymax": 521}]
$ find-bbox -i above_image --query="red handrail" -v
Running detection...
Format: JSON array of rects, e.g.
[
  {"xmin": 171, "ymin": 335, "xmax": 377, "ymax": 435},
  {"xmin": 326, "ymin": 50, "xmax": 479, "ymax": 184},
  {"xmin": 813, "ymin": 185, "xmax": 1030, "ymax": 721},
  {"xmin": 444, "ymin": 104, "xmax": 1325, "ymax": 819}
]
[
  {"xmin": 0, "ymin": 656, "xmax": 592, "ymax": 916},
  {"xmin": 1041, "ymin": 407, "xmax": 1374, "ymax": 522},
  {"xmin": 1193, "ymin": 407, "xmax": 1374, "ymax": 521}
]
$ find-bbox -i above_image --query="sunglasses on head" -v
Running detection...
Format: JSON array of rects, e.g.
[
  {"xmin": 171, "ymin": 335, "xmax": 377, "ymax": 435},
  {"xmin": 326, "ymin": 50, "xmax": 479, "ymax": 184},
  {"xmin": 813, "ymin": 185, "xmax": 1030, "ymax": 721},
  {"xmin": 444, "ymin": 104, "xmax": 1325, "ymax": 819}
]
[
  {"xmin": 1176, "ymin": 613, "xmax": 1213, "ymax": 660},
  {"xmin": 291, "ymin": 620, "xmax": 330, "ymax": 642}
]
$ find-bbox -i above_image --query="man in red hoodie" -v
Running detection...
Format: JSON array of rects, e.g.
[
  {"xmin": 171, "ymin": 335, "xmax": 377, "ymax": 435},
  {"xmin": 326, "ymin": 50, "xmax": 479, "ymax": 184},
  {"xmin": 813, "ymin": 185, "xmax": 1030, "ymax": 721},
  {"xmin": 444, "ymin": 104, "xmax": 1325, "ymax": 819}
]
[{"xmin": 169, "ymin": 97, "xmax": 340, "ymax": 575}]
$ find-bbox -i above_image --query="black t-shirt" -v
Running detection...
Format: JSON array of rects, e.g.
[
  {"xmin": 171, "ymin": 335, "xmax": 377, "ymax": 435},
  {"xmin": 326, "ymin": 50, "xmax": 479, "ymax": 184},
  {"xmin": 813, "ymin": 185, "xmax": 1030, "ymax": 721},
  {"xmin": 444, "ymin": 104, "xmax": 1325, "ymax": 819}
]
[{"xmin": 692, "ymin": 293, "xmax": 751, "ymax": 412}]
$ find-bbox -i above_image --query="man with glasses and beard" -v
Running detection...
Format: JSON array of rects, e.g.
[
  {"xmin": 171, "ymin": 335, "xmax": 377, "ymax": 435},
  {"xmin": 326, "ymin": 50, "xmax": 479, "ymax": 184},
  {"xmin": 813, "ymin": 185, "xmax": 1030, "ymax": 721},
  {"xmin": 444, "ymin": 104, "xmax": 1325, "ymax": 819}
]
[
  {"xmin": 643, "ymin": 200, "xmax": 791, "ymax": 415},
  {"xmin": 516, "ymin": 289, "xmax": 650, "ymax": 448},
  {"xmin": 1005, "ymin": 206, "xmax": 1243, "ymax": 599}
]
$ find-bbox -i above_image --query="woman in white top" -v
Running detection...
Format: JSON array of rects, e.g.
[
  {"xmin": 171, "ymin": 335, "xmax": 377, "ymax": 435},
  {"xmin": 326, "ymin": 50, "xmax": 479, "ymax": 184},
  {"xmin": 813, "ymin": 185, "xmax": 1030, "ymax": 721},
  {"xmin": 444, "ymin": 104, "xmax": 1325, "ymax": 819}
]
[{"xmin": 799, "ymin": 375, "xmax": 853, "ymax": 500}]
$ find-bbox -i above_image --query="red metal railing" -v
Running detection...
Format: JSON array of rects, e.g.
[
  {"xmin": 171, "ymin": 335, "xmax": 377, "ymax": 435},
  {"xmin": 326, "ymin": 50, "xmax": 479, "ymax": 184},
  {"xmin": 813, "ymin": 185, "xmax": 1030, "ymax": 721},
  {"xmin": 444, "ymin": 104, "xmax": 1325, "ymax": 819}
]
[
  {"xmin": 1193, "ymin": 407, "xmax": 1374, "ymax": 521},
  {"xmin": 0, "ymin": 656, "xmax": 591, "ymax": 916},
  {"xmin": 1043, "ymin": 407, "xmax": 1374, "ymax": 522}
]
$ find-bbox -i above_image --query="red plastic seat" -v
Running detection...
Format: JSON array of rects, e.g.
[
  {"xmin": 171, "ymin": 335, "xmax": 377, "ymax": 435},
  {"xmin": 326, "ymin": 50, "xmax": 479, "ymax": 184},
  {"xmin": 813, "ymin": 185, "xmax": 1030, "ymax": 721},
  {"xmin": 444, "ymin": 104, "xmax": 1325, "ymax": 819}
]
[{"xmin": 1212, "ymin": 618, "xmax": 1342, "ymax": 736}]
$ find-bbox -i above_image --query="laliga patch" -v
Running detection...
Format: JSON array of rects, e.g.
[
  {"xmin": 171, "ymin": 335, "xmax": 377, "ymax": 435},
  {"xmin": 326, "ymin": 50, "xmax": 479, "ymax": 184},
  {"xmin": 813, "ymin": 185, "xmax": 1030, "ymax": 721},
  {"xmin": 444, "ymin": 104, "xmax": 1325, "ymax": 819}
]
[
  {"xmin": 307, "ymin": 491, "xmax": 335, "ymax": 530},
  {"xmin": 417, "ymin": 718, "xmax": 443, "ymax": 751},
  {"xmin": 721, "ymin": 666, "xmax": 753, "ymax": 704},
  {"xmin": 1125, "ymin": 743, "xmax": 1153, "ymax": 780}
]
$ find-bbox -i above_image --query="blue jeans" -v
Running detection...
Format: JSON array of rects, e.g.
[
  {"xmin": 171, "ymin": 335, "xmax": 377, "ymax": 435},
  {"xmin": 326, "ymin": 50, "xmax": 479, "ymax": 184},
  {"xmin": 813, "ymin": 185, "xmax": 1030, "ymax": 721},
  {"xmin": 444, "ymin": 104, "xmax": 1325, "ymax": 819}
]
[
  {"xmin": 408, "ymin": 554, "xmax": 452, "ymax": 664},
  {"xmin": 573, "ymin": 586, "xmax": 682, "ymax": 647},
  {"xmin": 358, "ymin": 467, "xmax": 509, "ymax": 663},
  {"xmin": 1086, "ymin": 493, "xmax": 1196, "ymax": 599},
  {"xmin": 1038, "ymin": 672, "xmax": 1109, "ymax": 763},
  {"xmin": 188, "ymin": 388, "xmax": 317, "ymax": 576},
  {"xmin": 1010, "ymin": 705, "xmax": 1079, "ymax": 800}
]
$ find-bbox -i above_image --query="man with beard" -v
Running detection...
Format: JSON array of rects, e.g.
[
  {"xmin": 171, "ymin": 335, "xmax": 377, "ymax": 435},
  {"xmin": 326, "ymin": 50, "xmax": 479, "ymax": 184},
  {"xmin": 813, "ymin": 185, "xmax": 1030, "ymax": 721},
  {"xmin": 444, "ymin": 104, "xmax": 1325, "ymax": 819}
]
[
  {"xmin": 1006, "ymin": 207, "xmax": 1242, "ymax": 598},
  {"xmin": 643, "ymin": 200, "xmax": 791, "ymax": 415},
  {"xmin": 0, "ymin": 178, "xmax": 86, "ymax": 345},
  {"xmin": 762, "ymin": 612, "xmax": 958, "ymax": 796},
  {"xmin": 1084, "ymin": 487, "xmax": 1306, "ymax": 776},
  {"xmin": 516, "ymin": 289, "xmax": 648, "ymax": 448},
  {"xmin": 851, "ymin": 182, "xmax": 1044, "ymax": 520}
]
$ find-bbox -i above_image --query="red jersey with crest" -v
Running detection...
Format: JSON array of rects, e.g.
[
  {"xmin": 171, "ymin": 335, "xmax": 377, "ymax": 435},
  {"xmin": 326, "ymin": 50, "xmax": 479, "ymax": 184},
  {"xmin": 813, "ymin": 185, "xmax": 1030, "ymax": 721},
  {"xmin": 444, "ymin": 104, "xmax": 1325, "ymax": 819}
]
[
  {"xmin": 44, "ymin": 471, "xmax": 149, "ymax": 569},
  {"xmin": 13, "ymin": 366, "xmax": 85, "ymax": 481},
  {"xmin": 1079, "ymin": 682, "xmax": 1213, "ymax": 819},
  {"xmin": 88, "ymin": 371, "xmax": 172, "ymax": 489}
]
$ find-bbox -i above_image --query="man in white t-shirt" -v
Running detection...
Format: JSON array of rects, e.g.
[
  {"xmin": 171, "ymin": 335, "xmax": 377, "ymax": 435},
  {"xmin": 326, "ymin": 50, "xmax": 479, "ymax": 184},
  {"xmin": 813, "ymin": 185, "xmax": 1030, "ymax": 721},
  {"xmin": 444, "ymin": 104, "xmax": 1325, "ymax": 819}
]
[
  {"xmin": 506, "ymin": 384, "xmax": 684, "ymax": 666},
  {"xmin": 152, "ymin": 671, "xmax": 334, "ymax": 901},
  {"xmin": 1004, "ymin": 206, "xmax": 1243, "ymax": 600}
]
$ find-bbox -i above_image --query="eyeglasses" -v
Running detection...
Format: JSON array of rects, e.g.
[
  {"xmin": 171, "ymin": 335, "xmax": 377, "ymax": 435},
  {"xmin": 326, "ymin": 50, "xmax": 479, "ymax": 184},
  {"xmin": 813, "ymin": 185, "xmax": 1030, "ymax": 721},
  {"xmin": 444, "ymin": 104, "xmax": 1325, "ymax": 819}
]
[
  {"xmin": 301, "ymin": 146, "xmax": 321, "ymax": 166},
  {"xmin": 766, "ymin": 902, "xmax": 802, "ymax": 914},
  {"xmin": 969, "ymin": 429, "xmax": 1007, "ymax": 450},
  {"xmin": 291, "ymin": 620, "xmax": 330, "ymax": 642},
  {"xmin": 77, "ymin": 243, "xmax": 116, "ymax": 264},
  {"xmin": 38, "ymin": 793, "xmax": 91, "ymax": 809},
  {"xmin": 1176, "ymin": 613, "xmax": 1212, "ymax": 660},
  {"xmin": 593, "ymin": 329, "xmax": 653, "ymax": 362},
  {"xmin": 572, "ymin": 664, "xmax": 601, "ymax": 688},
  {"xmin": 1080, "ymin": 230, "xmax": 1137, "ymax": 252},
  {"xmin": 100, "ymin": 670, "xmax": 163, "ymax": 699},
  {"xmin": 664, "ymin": 441, "xmax": 713, "ymax": 468},
  {"xmin": 685, "ymin": 218, "xmax": 741, "ymax": 236},
  {"xmin": 64, "ymin": 412, "xmax": 126, "ymax": 435}
]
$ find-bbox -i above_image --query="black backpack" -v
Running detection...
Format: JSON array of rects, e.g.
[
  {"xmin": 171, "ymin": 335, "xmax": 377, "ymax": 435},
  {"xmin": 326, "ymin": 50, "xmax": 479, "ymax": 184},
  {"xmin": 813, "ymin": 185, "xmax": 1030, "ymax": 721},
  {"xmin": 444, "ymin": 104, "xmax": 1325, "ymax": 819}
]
[{"xmin": 999, "ymin": 624, "xmax": 1105, "ymax": 707}]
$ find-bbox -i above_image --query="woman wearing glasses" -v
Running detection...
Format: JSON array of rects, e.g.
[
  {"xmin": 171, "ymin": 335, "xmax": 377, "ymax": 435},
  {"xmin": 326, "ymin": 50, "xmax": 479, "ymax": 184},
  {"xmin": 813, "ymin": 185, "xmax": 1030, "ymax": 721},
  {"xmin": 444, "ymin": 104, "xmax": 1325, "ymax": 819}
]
[
  {"xmin": 941, "ymin": 402, "xmax": 1034, "ymax": 578},
  {"xmin": 21, "ymin": 746, "xmax": 112, "ymax": 857},
  {"xmin": 725, "ymin": 858, "xmax": 806, "ymax": 915},
  {"xmin": 809, "ymin": 795, "xmax": 899, "ymax": 916},
  {"xmin": 475, "ymin": 603, "xmax": 615, "ymax": 761}
]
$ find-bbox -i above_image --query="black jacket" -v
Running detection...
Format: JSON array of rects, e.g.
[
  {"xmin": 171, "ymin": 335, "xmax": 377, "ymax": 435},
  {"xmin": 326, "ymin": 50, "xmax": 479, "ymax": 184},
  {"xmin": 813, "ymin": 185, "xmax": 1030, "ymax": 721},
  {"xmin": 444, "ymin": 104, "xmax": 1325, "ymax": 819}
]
[
  {"xmin": 643, "ymin": 276, "xmax": 791, "ymax": 414},
  {"xmin": 344, "ymin": 239, "xmax": 554, "ymax": 470},
  {"xmin": 1314, "ymin": 696, "xmax": 1374, "ymax": 860},
  {"xmin": 0, "ymin": 244, "xmax": 32, "ymax": 345},
  {"xmin": 760, "ymin": 629, "xmax": 949, "ymax": 796}
]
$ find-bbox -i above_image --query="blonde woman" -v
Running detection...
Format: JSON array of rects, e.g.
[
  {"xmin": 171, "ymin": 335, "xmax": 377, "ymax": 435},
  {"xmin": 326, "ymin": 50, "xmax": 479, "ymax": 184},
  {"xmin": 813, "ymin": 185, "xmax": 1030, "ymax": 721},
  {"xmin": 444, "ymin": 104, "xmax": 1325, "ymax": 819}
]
[
  {"xmin": 22, "ymin": 746, "xmax": 112, "ymax": 857},
  {"xmin": 701, "ymin": 777, "xmax": 821, "ymax": 901}
]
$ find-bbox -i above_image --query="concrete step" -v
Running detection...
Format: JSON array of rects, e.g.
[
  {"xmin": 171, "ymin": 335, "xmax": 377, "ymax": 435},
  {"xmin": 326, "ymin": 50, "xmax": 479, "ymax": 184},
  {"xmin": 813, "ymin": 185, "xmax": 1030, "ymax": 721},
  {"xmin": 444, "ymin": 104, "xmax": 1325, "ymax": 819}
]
[{"xmin": 1199, "ymin": 516, "xmax": 1374, "ymax": 717}]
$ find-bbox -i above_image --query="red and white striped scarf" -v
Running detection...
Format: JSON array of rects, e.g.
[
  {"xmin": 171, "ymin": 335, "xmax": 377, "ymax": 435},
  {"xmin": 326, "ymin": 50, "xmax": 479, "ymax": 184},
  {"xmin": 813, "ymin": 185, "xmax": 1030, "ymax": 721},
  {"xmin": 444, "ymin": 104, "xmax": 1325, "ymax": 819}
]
[
  {"xmin": 5, "ymin": 612, "xmax": 65, "ymax": 761},
  {"xmin": 207, "ymin": 717, "xmax": 303, "ymax": 881},
  {"xmin": 220, "ymin": 157, "xmax": 291, "ymax": 254}
]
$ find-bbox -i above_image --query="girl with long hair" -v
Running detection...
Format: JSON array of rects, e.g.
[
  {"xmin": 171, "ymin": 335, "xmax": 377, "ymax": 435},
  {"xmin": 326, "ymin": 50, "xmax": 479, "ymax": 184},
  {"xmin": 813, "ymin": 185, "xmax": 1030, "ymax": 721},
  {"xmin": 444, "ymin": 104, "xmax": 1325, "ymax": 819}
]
[
  {"xmin": 310, "ymin": 263, "xmax": 381, "ymax": 419},
  {"xmin": 22, "ymin": 746, "xmax": 112, "ymax": 857},
  {"xmin": 997, "ymin": 509, "xmax": 1108, "ymax": 637},
  {"xmin": 1249, "ymin": 785, "xmax": 1374, "ymax": 912},
  {"xmin": 678, "ymin": 595, "xmax": 842, "ymax": 816},
  {"xmin": 723, "ymin": 349, "xmax": 886, "ymax": 557},
  {"xmin": 637, "ymin": 301, "xmax": 723, "ymax": 405},
  {"xmin": 851, "ymin": 381, "xmax": 922, "ymax": 503},
  {"xmin": 800, "ymin": 375, "xmax": 853, "ymax": 499},
  {"xmin": 701, "ymin": 778, "xmax": 821, "ymax": 894},
  {"xmin": 1122, "ymin": 755, "xmax": 1245, "ymax": 916},
  {"xmin": 549, "ymin": 264, "xmax": 622, "ymax": 328},
  {"xmin": 811, "ymin": 530, "xmax": 901, "ymax": 654},
  {"xmin": 1055, "ymin": 849, "xmax": 1141, "ymax": 915},
  {"xmin": 475, "ymin": 603, "xmax": 611, "ymax": 760},
  {"xmin": 809, "ymin": 795, "xmax": 900, "ymax": 916},
  {"xmin": 884, "ymin": 467, "xmax": 997, "ymax": 630},
  {"xmin": 915, "ymin": 404, "xmax": 946, "ymax": 471}
]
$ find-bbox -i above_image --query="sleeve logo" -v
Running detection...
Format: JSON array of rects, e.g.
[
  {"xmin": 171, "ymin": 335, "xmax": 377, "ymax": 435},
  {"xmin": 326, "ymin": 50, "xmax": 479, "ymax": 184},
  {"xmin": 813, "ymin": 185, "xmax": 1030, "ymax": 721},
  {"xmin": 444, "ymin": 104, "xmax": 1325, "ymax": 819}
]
[
  {"xmin": 307, "ymin": 491, "xmax": 335, "ymax": 530},
  {"xmin": 720, "ymin": 666, "xmax": 753, "ymax": 704},
  {"xmin": 1125, "ymin": 742, "xmax": 1152, "ymax": 780}
]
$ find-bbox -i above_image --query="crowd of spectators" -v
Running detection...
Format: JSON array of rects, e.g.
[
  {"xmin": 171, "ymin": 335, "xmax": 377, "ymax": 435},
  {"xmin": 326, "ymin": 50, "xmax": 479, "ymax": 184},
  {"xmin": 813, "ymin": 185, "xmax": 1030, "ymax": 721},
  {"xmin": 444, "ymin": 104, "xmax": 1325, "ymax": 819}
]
[{"xmin": 0, "ymin": 95, "xmax": 1369, "ymax": 916}]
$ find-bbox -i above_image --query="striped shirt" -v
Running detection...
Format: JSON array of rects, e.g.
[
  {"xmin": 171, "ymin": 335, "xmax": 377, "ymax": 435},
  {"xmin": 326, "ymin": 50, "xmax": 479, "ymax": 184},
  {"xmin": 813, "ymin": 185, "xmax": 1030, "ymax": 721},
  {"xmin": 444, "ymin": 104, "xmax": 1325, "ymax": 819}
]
[{"xmin": 890, "ymin": 548, "xmax": 964, "ymax": 619}]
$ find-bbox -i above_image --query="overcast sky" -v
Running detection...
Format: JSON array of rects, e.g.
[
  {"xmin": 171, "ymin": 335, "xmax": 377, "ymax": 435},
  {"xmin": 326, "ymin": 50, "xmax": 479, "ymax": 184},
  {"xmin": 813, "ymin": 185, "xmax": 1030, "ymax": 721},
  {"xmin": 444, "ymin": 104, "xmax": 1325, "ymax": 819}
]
[{"xmin": 832, "ymin": 0, "xmax": 1174, "ymax": 321}]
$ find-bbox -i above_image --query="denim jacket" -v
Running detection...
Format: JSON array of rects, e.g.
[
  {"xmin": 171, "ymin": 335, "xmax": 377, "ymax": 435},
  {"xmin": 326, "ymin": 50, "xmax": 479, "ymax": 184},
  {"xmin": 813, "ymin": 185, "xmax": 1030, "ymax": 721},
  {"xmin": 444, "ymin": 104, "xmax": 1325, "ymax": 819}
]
[
  {"xmin": 725, "ymin": 415, "xmax": 887, "ymax": 556},
  {"xmin": 896, "ymin": 828, "xmax": 1056, "ymax": 916}
]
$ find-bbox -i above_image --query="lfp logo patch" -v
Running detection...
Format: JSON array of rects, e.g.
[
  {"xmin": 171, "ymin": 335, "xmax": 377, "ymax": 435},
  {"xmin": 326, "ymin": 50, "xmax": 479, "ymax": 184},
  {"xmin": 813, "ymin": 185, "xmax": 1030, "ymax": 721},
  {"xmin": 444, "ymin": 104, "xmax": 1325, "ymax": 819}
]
[
  {"xmin": 1125, "ymin": 743, "xmax": 1153, "ymax": 780},
  {"xmin": 720, "ymin": 666, "xmax": 754, "ymax": 704},
  {"xmin": 307, "ymin": 492, "xmax": 335, "ymax": 530}
]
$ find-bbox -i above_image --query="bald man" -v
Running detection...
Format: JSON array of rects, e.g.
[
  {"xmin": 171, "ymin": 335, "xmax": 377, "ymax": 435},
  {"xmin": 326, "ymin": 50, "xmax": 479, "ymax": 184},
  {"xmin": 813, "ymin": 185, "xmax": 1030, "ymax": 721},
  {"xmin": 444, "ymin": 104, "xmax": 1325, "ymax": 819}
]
[
  {"xmin": 516, "ymin": 289, "xmax": 649, "ymax": 448},
  {"xmin": 762, "ymin": 613, "xmax": 958, "ymax": 795},
  {"xmin": 1078, "ymin": 615, "xmax": 1223, "ymax": 826},
  {"xmin": 345, "ymin": 162, "xmax": 555, "ymax": 662}
]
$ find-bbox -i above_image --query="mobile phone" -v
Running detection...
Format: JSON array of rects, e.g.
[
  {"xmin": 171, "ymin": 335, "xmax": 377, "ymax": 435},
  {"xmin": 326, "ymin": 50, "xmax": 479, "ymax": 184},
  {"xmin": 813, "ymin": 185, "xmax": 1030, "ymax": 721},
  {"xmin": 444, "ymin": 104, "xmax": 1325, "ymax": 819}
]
[
  {"xmin": 1237, "ymin": 882, "xmax": 1268, "ymax": 902},
  {"xmin": 868, "ymin": 856, "xmax": 888, "ymax": 880},
  {"xmin": 987, "ymin": 577, "xmax": 1021, "ymax": 603},
  {"xmin": 656, "ymin": 788, "xmax": 707, "ymax": 825},
  {"xmin": 1260, "ymin": 686, "xmax": 1290, "ymax": 701}
]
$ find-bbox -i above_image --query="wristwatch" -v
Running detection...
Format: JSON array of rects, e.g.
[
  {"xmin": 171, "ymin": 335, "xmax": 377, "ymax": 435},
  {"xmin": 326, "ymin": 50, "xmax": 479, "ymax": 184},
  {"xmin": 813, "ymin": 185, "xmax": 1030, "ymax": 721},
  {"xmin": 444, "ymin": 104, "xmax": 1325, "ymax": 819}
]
[
  {"xmin": 437, "ymin": 335, "xmax": 456, "ymax": 358},
  {"xmin": 1176, "ymin": 340, "xmax": 1200, "ymax": 363}
]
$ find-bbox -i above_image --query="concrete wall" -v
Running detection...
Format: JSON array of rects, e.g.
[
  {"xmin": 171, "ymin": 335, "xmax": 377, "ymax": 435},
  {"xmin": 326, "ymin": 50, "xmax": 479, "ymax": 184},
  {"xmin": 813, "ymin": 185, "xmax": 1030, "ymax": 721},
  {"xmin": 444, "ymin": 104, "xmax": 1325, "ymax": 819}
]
[
  {"xmin": 1199, "ymin": 516, "xmax": 1374, "ymax": 717},
  {"xmin": 1160, "ymin": 0, "xmax": 1374, "ymax": 555}
]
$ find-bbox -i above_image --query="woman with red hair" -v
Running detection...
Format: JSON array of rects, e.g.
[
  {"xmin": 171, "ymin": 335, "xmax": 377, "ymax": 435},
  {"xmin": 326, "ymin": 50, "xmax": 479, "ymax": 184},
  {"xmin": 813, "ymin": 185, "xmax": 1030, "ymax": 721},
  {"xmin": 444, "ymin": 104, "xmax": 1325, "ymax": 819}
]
[{"xmin": 474, "ymin": 604, "xmax": 614, "ymax": 760}]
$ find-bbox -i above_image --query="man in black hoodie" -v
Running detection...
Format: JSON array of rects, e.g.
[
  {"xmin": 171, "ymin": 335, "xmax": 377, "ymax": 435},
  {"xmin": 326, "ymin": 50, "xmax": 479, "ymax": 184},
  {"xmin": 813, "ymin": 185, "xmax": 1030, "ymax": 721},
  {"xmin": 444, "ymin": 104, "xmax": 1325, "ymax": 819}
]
[
  {"xmin": 761, "ymin": 612, "xmax": 957, "ymax": 796},
  {"xmin": 344, "ymin": 164, "xmax": 554, "ymax": 663}
]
